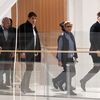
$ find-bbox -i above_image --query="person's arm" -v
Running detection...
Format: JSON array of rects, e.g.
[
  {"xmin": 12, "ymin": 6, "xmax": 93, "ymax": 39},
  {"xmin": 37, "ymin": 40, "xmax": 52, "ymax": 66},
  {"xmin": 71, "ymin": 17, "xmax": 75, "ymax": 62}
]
[
  {"xmin": 90, "ymin": 27, "xmax": 95, "ymax": 47},
  {"xmin": 90, "ymin": 25, "xmax": 99, "ymax": 50},
  {"xmin": 35, "ymin": 27, "xmax": 41, "ymax": 62},
  {"xmin": 17, "ymin": 25, "xmax": 26, "ymax": 59},
  {"xmin": 0, "ymin": 46, "xmax": 2, "ymax": 54},
  {"xmin": 10, "ymin": 28, "xmax": 16, "ymax": 58},
  {"xmin": 56, "ymin": 36, "xmax": 63, "ymax": 66},
  {"xmin": 71, "ymin": 33, "xmax": 78, "ymax": 59}
]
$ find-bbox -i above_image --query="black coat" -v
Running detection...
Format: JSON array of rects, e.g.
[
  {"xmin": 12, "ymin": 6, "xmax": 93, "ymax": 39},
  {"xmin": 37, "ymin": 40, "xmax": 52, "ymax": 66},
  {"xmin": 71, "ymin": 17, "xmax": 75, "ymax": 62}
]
[
  {"xmin": 0, "ymin": 26, "xmax": 16, "ymax": 61},
  {"xmin": 89, "ymin": 21, "xmax": 100, "ymax": 55},
  {"xmin": 17, "ymin": 21, "xmax": 41, "ymax": 62}
]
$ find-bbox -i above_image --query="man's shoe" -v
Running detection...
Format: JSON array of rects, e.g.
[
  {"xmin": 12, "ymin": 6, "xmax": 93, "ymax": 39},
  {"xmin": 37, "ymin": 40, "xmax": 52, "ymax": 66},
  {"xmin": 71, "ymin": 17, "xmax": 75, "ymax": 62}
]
[
  {"xmin": 21, "ymin": 88, "xmax": 35, "ymax": 94},
  {"xmin": 27, "ymin": 88, "xmax": 35, "ymax": 93},
  {"xmin": 65, "ymin": 85, "xmax": 75, "ymax": 91},
  {"xmin": 71, "ymin": 86, "xmax": 75, "ymax": 90},
  {"xmin": 52, "ymin": 79, "xmax": 58, "ymax": 89},
  {"xmin": 57, "ymin": 83, "xmax": 64, "ymax": 91},
  {"xmin": 80, "ymin": 80, "xmax": 86, "ymax": 91},
  {"xmin": 5, "ymin": 82, "xmax": 10, "ymax": 86},
  {"xmin": 0, "ymin": 84, "xmax": 9, "ymax": 89},
  {"xmin": 70, "ymin": 91, "xmax": 77, "ymax": 95}
]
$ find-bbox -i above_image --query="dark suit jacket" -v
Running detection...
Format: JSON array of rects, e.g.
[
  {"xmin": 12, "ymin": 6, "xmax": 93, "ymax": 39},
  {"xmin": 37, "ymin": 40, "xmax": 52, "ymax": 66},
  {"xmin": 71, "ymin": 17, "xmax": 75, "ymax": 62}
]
[
  {"xmin": 0, "ymin": 26, "xmax": 16, "ymax": 61},
  {"xmin": 89, "ymin": 21, "xmax": 100, "ymax": 56},
  {"xmin": 17, "ymin": 21, "xmax": 41, "ymax": 62},
  {"xmin": 56, "ymin": 32, "xmax": 78, "ymax": 63}
]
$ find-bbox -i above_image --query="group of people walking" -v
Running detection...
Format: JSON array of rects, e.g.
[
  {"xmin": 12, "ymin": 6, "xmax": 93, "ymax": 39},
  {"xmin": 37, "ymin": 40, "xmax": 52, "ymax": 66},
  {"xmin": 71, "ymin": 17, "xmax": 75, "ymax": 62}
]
[{"xmin": 0, "ymin": 11, "xmax": 100, "ymax": 96}]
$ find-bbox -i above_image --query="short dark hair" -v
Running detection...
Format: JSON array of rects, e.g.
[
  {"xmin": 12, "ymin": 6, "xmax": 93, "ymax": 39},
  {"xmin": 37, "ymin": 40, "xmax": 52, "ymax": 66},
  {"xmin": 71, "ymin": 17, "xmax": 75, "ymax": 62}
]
[
  {"xmin": 9, "ymin": 18, "xmax": 12, "ymax": 24},
  {"xmin": 59, "ymin": 21, "xmax": 65, "ymax": 31},
  {"xmin": 28, "ymin": 12, "xmax": 37, "ymax": 18},
  {"xmin": 59, "ymin": 21, "xmax": 64, "ymax": 28},
  {"xmin": 97, "ymin": 12, "xmax": 100, "ymax": 17}
]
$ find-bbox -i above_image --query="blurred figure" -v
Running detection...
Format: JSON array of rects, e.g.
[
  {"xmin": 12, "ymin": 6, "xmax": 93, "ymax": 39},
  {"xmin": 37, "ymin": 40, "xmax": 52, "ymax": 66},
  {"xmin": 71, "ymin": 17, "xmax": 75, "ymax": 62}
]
[
  {"xmin": 18, "ymin": 12, "xmax": 41, "ymax": 94},
  {"xmin": 9, "ymin": 18, "xmax": 16, "ymax": 32},
  {"xmin": 80, "ymin": 11, "xmax": 100, "ymax": 91},
  {"xmin": 0, "ymin": 17, "xmax": 15, "ymax": 89},
  {"xmin": 5, "ymin": 18, "xmax": 16, "ymax": 86},
  {"xmin": 52, "ymin": 21, "xmax": 78, "ymax": 95}
]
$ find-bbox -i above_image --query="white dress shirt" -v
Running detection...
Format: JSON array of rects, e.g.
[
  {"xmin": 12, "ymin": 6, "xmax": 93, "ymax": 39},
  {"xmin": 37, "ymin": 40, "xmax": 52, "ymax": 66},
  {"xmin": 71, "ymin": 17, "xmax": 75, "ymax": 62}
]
[
  {"xmin": 33, "ymin": 26, "xmax": 36, "ymax": 48},
  {"xmin": 2, "ymin": 26, "xmax": 8, "ymax": 41}
]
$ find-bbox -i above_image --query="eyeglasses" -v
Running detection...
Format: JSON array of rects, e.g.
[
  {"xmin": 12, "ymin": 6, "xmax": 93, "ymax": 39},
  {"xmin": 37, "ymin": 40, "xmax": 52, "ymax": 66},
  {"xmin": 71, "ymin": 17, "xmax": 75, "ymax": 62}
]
[{"xmin": 66, "ymin": 25, "xmax": 72, "ymax": 28}]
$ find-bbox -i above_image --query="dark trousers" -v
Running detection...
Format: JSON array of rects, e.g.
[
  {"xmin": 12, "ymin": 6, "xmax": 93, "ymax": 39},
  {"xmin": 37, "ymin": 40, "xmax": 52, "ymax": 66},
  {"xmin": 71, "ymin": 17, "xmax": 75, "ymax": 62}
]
[
  {"xmin": 0, "ymin": 63, "xmax": 4, "ymax": 85},
  {"xmin": 0, "ymin": 53, "xmax": 13, "ymax": 85},
  {"xmin": 54, "ymin": 58, "xmax": 76, "ymax": 89},
  {"xmin": 81, "ymin": 55, "xmax": 100, "ymax": 83},
  {"xmin": 0, "ymin": 61, "xmax": 13, "ymax": 86},
  {"xmin": 5, "ymin": 62, "xmax": 14, "ymax": 85},
  {"xmin": 21, "ymin": 63, "xmax": 34, "ymax": 90}
]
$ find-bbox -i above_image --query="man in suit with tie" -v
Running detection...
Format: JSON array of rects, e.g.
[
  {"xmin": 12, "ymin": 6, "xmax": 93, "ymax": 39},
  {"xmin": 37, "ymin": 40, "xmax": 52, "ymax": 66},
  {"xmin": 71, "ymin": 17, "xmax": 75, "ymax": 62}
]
[
  {"xmin": 0, "ymin": 17, "xmax": 15, "ymax": 89},
  {"xmin": 18, "ymin": 12, "xmax": 41, "ymax": 94},
  {"xmin": 7, "ymin": 18, "xmax": 16, "ymax": 86}
]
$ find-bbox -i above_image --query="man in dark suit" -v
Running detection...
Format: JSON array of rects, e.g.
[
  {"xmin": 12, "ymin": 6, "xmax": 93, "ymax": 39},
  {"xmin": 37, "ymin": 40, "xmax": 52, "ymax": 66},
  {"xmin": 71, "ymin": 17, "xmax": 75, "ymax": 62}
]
[
  {"xmin": 17, "ymin": 12, "xmax": 41, "ymax": 94},
  {"xmin": 80, "ymin": 11, "xmax": 100, "ymax": 91},
  {"xmin": 0, "ymin": 17, "xmax": 15, "ymax": 89},
  {"xmin": 6, "ymin": 18, "xmax": 16, "ymax": 86},
  {"xmin": 52, "ymin": 21, "xmax": 78, "ymax": 95}
]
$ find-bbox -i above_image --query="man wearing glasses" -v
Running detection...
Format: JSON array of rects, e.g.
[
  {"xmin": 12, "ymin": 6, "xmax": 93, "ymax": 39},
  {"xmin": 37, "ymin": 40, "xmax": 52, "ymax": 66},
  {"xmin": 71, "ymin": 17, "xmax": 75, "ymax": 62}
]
[{"xmin": 52, "ymin": 21, "xmax": 78, "ymax": 95}]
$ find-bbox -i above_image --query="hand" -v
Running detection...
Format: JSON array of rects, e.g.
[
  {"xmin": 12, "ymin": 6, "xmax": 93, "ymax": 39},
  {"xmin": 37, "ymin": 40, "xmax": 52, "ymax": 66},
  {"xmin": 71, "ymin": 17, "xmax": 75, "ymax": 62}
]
[
  {"xmin": 34, "ymin": 53, "xmax": 38, "ymax": 56},
  {"xmin": 73, "ymin": 58, "xmax": 78, "ymax": 63},
  {"xmin": 73, "ymin": 57, "xmax": 78, "ymax": 63},
  {"xmin": 20, "ymin": 53, "xmax": 26, "ymax": 58},
  {"xmin": 58, "ymin": 61, "xmax": 62, "ymax": 66},
  {"xmin": 97, "ymin": 50, "xmax": 100, "ymax": 57},
  {"xmin": 10, "ymin": 53, "xmax": 15, "ymax": 58},
  {"xmin": 0, "ymin": 46, "xmax": 2, "ymax": 54}
]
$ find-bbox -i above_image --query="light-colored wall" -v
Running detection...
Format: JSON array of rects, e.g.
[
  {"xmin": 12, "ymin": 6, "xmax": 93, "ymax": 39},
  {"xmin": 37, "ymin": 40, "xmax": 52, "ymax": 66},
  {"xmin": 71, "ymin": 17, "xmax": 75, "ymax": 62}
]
[
  {"xmin": 0, "ymin": 9, "xmax": 11, "ymax": 24},
  {"xmin": 0, "ymin": 0, "xmax": 100, "ymax": 89},
  {"xmin": 67, "ymin": 0, "xmax": 100, "ymax": 88},
  {"xmin": 12, "ymin": 0, "xmax": 67, "ymax": 47},
  {"xmin": 68, "ymin": 0, "xmax": 100, "ymax": 48},
  {"xmin": 0, "ymin": 0, "xmax": 16, "ymax": 24}
]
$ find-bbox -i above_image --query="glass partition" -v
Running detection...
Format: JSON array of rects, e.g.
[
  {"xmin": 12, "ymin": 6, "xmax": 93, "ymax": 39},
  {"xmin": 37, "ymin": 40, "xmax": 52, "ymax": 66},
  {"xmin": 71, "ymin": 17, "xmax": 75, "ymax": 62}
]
[
  {"xmin": 44, "ymin": 51, "xmax": 100, "ymax": 99},
  {"xmin": 0, "ymin": 0, "xmax": 100, "ymax": 100},
  {"xmin": 1, "ymin": 50, "xmax": 100, "ymax": 100}
]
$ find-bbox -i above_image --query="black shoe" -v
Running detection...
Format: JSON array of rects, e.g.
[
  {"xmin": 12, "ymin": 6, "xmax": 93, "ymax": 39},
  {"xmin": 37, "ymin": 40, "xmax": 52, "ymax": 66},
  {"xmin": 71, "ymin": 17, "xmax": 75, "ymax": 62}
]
[
  {"xmin": 52, "ymin": 79, "xmax": 64, "ymax": 91},
  {"xmin": 21, "ymin": 88, "xmax": 35, "ymax": 94},
  {"xmin": 71, "ymin": 86, "xmax": 75, "ymax": 90},
  {"xmin": 52, "ymin": 79, "xmax": 58, "ymax": 89},
  {"xmin": 70, "ymin": 91, "xmax": 77, "ymax": 95},
  {"xmin": 65, "ymin": 85, "xmax": 75, "ymax": 91},
  {"xmin": 0, "ymin": 84, "xmax": 9, "ymax": 89},
  {"xmin": 57, "ymin": 83, "xmax": 64, "ymax": 91},
  {"xmin": 80, "ymin": 80, "xmax": 86, "ymax": 91},
  {"xmin": 27, "ymin": 88, "xmax": 35, "ymax": 93},
  {"xmin": 5, "ymin": 83, "xmax": 10, "ymax": 86}
]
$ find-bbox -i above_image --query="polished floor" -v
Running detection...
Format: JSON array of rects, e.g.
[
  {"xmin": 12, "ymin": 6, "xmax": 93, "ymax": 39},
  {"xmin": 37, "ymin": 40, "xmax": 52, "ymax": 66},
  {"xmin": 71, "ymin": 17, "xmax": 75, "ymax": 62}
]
[
  {"xmin": 0, "ymin": 52, "xmax": 100, "ymax": 100},
  {"xmin": 0, "ymin": 96, "xmax": 96, "ymax": 100},
  {"xmin": 0, "ymin": 85, "xmax": 100, "ymax": 100}
]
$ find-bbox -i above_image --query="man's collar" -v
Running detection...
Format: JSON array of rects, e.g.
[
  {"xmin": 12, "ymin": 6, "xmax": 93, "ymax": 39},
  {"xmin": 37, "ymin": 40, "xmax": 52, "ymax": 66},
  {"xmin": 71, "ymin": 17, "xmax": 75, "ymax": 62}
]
[
  {"xmin": 1, "ymin": 26, "xmax": 8, "ymax": 31},
  {"xmin": 97, "ymin": 21, "xmax": 100, "ymax": 24},
  {"xmin": 33, "ymin": 25, "xmax": 35, "ymax": 29},
  {"xmin": 1, "ymin": 25, "xmax": 4, "ymax": 30}
]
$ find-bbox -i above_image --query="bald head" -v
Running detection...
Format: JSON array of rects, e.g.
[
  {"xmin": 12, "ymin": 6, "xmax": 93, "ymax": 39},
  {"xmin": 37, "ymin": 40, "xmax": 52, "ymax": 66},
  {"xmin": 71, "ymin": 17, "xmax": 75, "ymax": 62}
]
[{"xmin": 2, "ymin": 17, "xmax": 10, "ymax": 30}]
